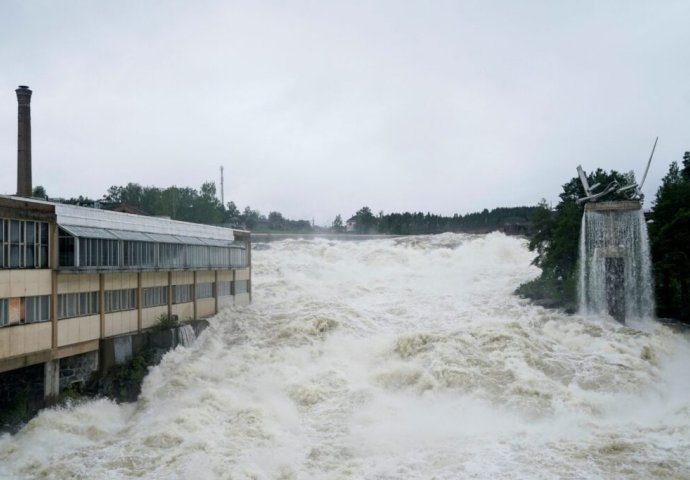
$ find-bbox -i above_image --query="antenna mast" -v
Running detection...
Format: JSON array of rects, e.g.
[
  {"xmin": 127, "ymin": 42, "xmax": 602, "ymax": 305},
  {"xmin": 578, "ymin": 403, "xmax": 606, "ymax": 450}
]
[{"xmin": 220, "ymin": 165, "xmax": 225, "ymax": 207}]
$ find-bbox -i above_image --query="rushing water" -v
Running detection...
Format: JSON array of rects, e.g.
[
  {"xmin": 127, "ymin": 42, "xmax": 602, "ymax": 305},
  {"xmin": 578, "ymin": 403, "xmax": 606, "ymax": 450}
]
[
  {"xmin": 1, "ymin": 233, "xmax": 689, "ymax": 479},
  {"xmin": 578, "ymin": 208, "xmax": 655, "ymax": 321}
]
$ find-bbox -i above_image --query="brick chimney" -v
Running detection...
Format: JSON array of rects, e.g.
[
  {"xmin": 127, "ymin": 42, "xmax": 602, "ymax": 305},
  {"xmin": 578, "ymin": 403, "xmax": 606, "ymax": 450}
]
[{"xmin": 16, "ymin": 85, "xmax": 32, "ymax": 197}]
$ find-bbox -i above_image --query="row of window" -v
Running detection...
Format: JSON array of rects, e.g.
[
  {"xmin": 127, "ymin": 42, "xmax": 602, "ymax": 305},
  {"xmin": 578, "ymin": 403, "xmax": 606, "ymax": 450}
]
[
  {"xmin": 58, "ymin": 292, "xmax": 99, "ymax": 319},
  {"xmin": 0, "ymin": 218, "xmax": 50, "ymax": 269},
  {"xmin": 0, "ymin": 281, "xmax": 248, "ymax": 326},
  {"xmin": 59, "ymin": 232, "xmax": 248, "ymax": 270},
  {"xmin": 0, "ymin": 296, "xmax": 51, "ymax": 326}
]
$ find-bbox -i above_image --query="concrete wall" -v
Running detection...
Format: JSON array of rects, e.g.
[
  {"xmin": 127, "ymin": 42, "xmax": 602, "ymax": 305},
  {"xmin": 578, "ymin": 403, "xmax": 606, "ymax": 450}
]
[
  {"xmin": 172, "ymin": 271, "xmax": 194, "ymax": 285},
  {"xmin": 197, "ymin": 298, "xmax": 215, "ymax": 318},
  {"xmin": 0, "ymin": 322, "xmax": 52, "ymax": 358},
  {"xmin": 196, "ymin": 271, "xmax": 215, "ymax": 283},
  {"xmin": 0, "ymin": 270, "xmax": 52, "ymax": 298},
  {"xmin": 141, "ymin": 272, "xmax": 167, "ymax": 288},
  {"xmin": 104, "ymin": 310, "xmax": 138, "ymax": 337},
  {"xmin": 235, "ymin": 268, "xmax": 250, "ymax": 281},
  {"xmin": 172, "ymin": 302, "xmax": 193, "ymax": 320},
  {"xmin": 104, "ymin": 272, "xmax": 138, "ymax": 290},
  {"xmin": 57, "ymin": 273, "xmax": 99, "ymax": 294},
  {"xmin": 57, "ymin": 315, "xmax": 99, "ymax": 347},
  {"xmin": 142, "ymin": 305, "xmax": 167, "ymax": 329}
]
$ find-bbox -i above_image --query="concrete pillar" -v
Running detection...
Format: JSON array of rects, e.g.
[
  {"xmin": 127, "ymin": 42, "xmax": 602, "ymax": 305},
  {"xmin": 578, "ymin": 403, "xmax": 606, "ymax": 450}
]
[
  {"xmin": 44, "ymin": 359, "xmax": 60, "ymax": 402},
  {"xmin": 16, "ymin": 85, "xmax": 32, "ymax": 197}
]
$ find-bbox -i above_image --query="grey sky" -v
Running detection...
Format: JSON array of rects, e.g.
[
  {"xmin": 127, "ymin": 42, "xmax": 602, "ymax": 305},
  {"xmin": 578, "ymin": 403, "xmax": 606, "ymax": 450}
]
[{"xmin": 1, "ymin": 0, "xmax": 688, "ymax": 225}]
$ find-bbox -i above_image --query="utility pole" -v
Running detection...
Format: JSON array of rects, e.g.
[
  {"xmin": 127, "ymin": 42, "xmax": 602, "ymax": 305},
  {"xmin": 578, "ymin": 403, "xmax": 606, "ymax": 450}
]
[{"xmin": 220, "ymin": 165, "xmax": 225, "ymax": 207}]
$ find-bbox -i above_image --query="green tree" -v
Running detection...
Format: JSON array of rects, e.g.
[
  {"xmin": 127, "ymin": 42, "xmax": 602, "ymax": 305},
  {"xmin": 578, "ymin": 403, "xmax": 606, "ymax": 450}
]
[
  {"xmin": 650, "ymin": 153, "xmax": 690, "ymax": 322},
  {"xmin": 354, "ymin": 206, "xmax": 377, "ymax": 234},
  {"xmin": 332, "ymin": 214, "xmax": 344, "ymax": 232},
  {"xmin": 32, "ymin": 185, "xmax": 47, "ymax": 199}
]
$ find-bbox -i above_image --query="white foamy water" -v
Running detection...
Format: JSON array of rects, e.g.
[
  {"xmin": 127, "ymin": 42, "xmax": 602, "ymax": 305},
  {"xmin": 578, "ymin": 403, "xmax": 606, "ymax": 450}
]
[{"xmin": 2, "ymin": 233, "xmax": 689, "ymax": 479}]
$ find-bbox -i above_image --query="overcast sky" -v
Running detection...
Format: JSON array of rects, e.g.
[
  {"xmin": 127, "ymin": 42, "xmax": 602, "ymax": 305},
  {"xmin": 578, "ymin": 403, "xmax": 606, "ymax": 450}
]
[{"xmin": 1, "ymin": 1, "xmax": 688, "ymax": 225}]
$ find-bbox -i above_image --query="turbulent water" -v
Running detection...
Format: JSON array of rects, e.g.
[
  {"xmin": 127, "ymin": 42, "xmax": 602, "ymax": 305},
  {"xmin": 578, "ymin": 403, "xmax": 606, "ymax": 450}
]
[{"xmin": 2, "ymin": 233, "xmax": 690, "ymax": 479}]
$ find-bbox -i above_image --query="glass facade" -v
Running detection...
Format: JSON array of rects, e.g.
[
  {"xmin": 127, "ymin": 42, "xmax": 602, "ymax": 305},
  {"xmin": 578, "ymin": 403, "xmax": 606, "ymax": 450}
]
[
  {"xmin": 58, "ymin": 229, "xmax": 247, "ymax": 271},
  {"xmin": 0, "ymin": 218, "xmax": 49, "ymax": 269}
]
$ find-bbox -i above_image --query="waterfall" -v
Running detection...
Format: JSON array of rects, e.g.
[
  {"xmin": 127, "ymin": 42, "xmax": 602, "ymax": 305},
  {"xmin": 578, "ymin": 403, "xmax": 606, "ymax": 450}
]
[
  {"xmin": 578, "ymin": 202, "xmax": 655, "ymax": 321},
  {"xmin": 177, "ymin": 324, "xmax": 197, "ymax": 347}
]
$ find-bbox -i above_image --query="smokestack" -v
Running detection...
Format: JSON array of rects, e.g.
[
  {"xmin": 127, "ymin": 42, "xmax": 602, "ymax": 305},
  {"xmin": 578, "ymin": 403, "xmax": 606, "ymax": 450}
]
[{"xmin": 16, "ymin": 85, "xmax": 32, "ymax": 197}]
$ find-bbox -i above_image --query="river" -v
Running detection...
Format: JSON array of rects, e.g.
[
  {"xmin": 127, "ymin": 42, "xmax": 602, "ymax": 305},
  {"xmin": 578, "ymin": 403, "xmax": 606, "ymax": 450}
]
[{"xmin": 1, "ymin": 233, "xmax": 689, "ymax": 479}]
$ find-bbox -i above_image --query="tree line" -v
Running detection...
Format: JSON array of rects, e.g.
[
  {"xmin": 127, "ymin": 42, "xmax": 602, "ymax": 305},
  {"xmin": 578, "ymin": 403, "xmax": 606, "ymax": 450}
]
[
  {"xmin": 336, "ymin": 206, "xmax": 537, "ymax": 235},
  {"xmin": 33, "ymin": 182, "xmax": 314, "ymax": 233}
]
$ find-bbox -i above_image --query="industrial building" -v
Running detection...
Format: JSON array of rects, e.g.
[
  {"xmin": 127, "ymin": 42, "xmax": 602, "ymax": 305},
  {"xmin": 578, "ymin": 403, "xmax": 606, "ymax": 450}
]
[{"xmin": 0, "ymin": 86, "xmax": 251, "ymax": 396}]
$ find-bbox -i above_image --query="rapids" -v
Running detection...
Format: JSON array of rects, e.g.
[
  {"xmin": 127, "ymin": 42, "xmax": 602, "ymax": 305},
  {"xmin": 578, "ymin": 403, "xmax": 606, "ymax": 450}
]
[{"xmin": 1, "ymin": 233, "xmax": 689, "ymax": 479}]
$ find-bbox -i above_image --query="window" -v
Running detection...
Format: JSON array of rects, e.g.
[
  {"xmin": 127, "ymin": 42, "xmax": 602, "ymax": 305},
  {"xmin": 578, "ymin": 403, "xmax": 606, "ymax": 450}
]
[
  {"xmin": 58, "ymin": 291, "xmax": 99, "ymax": 319},
  {"xmin": 79, "ymin": 238, "xmax": 119, "ymax": 268},
  {"xmin": 143, "ymin": 286, "xmax": 168, "ymax": 307},
  {"xmin": 160, "ymin": 243, "xmax": 185, "ymax": 268},
  {"xmin": 79, "ymin": 291, "xmax": 99, "ymax": 316},
  {"xmin": 0, "ymin": 218, "xmax": 49, "ymax": 269},
  {"xmin": 25, "ymin": 295, "xmax": 50, "ymax": 323},
  {"xmin": 0, "ymin": 298, "xmax": 8, "ymax": 326},
  {"xmin": 235, "ymin": 280, "xmax": 248, "ymax": 294},
  {"xmin": 59, "ymin": 228, "xmax": 75, "ymax": 267},
  {"xmin": 105, "ymin": 289, "xmax": 137, "ymax": 313},
  {"xmin": 58, "ymin": 293, "xmax": 78, "ymax": 319},
  {"xmin": 173, "ymin": 284, "xmax": 193, "ymax": 304},
  {"xmin": 230, "ymin": 247, "xmax": 248, "ymax": 268},
  {"xmin": 217, "ymin": 281, "xmax": 231, "ymax": 296},
  {"xmin": 124, "ymin": 241, "xmax": 157, "ymax": 267},
  {"xmin": 197, "ymin": 282, "xmax": 214, "ymax": 299}
]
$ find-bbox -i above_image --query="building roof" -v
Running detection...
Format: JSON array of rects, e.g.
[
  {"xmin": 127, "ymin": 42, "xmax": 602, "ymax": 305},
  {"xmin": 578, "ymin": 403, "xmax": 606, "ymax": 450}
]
[{"xmin": 0, "ymin": 195, "xmax": 248, "ymax": 245}]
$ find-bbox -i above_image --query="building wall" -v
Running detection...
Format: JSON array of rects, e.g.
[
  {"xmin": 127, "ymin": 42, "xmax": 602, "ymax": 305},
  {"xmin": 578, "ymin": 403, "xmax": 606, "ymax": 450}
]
[
  {"xmin": 142, "ymin": 305, "xmax": 167, "ymax": 329},
  {"xmin": 0, "ymin": 270, "xmax": 52, "ymax": 298},
  {"xmin": 104, "ymin": 310, "xmax": 138, "ymax": 337},
  {"xmin": 141, "ymin": 272, "xmax": 168, "ymax": 288},
  {"xmin": 172, "ymin": 302, "xmax": 193, "ymax": 320},
  {"xmin": 0, "ymin": 322, "xmax": 52, "ymax": 358},
  {"xmin": 235, "ymin": 268, "xmax": 250, "ymax": 281},
  {"xmin": 57, "ymin": 315, "xmax": 100, "ymax": 347},
  {"xmin": 104, "ymin": 273, "xmax": 138, "ymax": 291},
  {"xmin": 196, "ymin": 271, "xmax": 215, "ymax": 284},
  {"xmin": 57, "ymin": 273, "xmax": 99, "ymax": 294},
  {"xmin": 197, "ymin": 298, "xmax": 216, "ymax": 318}
]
